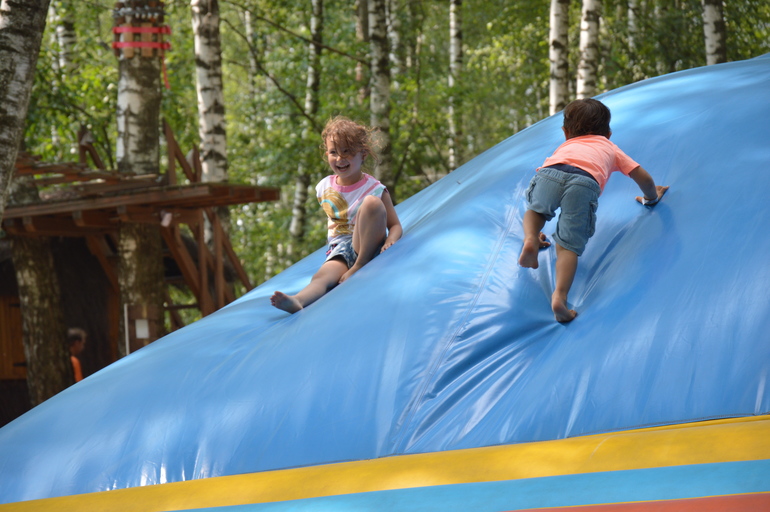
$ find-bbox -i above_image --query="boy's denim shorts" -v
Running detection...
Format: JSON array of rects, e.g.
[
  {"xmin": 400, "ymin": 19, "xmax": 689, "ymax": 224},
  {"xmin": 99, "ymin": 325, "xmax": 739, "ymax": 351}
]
[{"xmin": 525, "ymin": 167, "xmax": 601, "ymax": 256}]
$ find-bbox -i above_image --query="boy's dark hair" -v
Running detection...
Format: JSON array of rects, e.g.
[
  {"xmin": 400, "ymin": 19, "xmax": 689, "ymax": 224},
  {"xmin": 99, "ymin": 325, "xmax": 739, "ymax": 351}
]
[
  {"xmin": 562, "ymin": 99, "xmax": 611, "ymax": 138},
  {"xmin": 67, "ymin": 327, "xmax": 86, "ymax": 346}
]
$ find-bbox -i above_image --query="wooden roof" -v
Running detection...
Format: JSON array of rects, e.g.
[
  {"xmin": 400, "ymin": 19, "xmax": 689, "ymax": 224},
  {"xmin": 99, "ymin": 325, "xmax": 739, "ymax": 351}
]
[
  {"xmin": 4, "ymin": 150, "xmax": 279, "ymax": 238},
  {"xmin": 2, "ymin": 123, "xmax": 280, "ymax": 320},
  {"xmin": 3, "ymin": 180, "xmax": 278, "ymax": 237}
]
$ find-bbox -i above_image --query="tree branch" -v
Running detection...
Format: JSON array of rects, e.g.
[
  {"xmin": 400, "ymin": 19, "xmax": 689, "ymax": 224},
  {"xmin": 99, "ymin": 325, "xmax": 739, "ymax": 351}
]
[
  {"xmin": 222, "ymin": 17, "xmax": 322, "ymax": 134},
  {"xmin": 224, "ymin": 0, "xmax": 368, "ymax": 65}
]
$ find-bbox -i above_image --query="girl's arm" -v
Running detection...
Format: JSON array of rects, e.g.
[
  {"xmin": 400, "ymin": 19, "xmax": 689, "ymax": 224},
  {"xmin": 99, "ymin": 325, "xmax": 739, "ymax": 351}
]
[{"xmin": 381, "ymin": 190, "xmax": 402, "ymax": 251}]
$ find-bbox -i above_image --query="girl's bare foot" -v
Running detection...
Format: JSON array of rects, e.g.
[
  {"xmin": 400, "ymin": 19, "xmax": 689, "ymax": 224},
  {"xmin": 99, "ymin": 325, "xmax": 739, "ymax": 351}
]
[
  {"xmin": 270, "ymin": 291, "xmax": 303, "ymax": 314},
  {"xmin": 551, "ymin": 293, "xmax": 577, "ymax": 323},
  {"xmin": 518, "ymin": 237, "xmax": 541, "ymax": 268}
]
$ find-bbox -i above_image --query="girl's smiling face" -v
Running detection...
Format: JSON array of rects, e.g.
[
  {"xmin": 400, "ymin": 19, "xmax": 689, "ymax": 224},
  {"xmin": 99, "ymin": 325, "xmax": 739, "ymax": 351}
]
[{"xmin": 326, "ymin": 139, "xmax": 365, "ymax": 185}]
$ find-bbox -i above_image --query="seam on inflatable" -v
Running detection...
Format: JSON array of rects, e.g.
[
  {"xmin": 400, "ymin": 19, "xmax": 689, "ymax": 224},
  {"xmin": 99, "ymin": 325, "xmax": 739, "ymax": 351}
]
[{"xmin": 394, "ymin": 198, "xmax": 521, "ymax": 452}]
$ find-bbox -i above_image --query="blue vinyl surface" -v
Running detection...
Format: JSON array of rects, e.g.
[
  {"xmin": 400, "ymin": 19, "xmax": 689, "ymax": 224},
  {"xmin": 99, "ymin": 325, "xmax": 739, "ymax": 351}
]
[{"xmin": 1, "ymin": 56, "xmax": 770, "ymax": 504}]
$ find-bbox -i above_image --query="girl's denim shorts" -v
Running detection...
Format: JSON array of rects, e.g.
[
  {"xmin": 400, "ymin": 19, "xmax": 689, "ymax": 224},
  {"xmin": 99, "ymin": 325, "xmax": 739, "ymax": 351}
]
[
  {"xmin": 525, "ymin": 167, "xmax": 601, "ymax": 256},
  {"xmin": 326, "ymin": 237, "xmax": 358, "ymax": 268}
]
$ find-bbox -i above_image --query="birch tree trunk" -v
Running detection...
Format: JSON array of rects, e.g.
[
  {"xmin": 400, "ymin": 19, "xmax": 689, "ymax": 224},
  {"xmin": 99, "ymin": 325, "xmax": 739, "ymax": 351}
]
[
  {"xmin": 549, "ymin": 0, "xmax": 571, "ymax": 115},
  {"xmin": 242, "ymin": 10, "xmax": 260, "ymax": 100},
  {"xmin": 701, "ymin": 0, "xmax": 726, "ymax": 65},
  {"xmin": 448, "ymin": 0, "xmax": 462, "ymax": 170},
  {"xmin": 0, "ymin": 0, "xmax": 50, "ymax": 222},
  {"xmin": 627, "ymin": 0, "xmax": 639, "ymax": 51},
  {"xmin": 387, "ymin": 0, "xmax": 402, "ymax": 85},
  {"xmin": 9, "ymin": 177, "xmax": 72, "ymax": 406},
  {"xmin": 48, "ymin": 0, "xmax": 76, "ymax": 154},
  {"xmin": 576, "ymin": 0, "xmax": 601, "ymax": 99},
  {"xmin": 49, "ymin": 0, "xmax": 75, "ymax": 71},
  {"xmin": 192, "ymin": 0, "xmax": 228, "ymax": 185},
  {"xmin": 114, "ymin": 1, "xmax": 166, "ymax": 357},
  {"xmin": 654, "ymin": 1, "xmax": 674, "ymax": 75},
  {"xmin": 356, "ymin": 0, "xmax": 369, "ymax": 104},
  {"xmin": 289, "ymin": 0, "xmax": 323, "ymax": 248},
  {"xmin": 369, "ymin": 0, "xmax": 393, "ymax": 192},
  {"xmin": 192, "ymin": 0, "xmax": 229, "ymax": 239}
]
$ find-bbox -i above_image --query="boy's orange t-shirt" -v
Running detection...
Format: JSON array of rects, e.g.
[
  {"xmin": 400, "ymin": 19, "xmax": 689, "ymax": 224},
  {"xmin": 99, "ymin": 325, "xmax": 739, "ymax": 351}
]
[{"xmin": 540, "ymin": 135, "xmax": 639, "ymax": 192}]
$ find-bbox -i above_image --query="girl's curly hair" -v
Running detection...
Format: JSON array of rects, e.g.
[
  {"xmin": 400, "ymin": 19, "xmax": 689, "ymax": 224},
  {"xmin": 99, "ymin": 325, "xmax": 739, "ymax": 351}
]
[{"xmin": 320, "ymin": 116, "xmax": 381, "ymax": 166}]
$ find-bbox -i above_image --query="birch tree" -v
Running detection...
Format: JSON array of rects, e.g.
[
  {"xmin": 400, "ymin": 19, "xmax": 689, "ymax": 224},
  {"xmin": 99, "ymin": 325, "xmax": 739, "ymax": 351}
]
[
  {"xmin": 549, "ymin": 0, "xmax": 570, "ymax": 115},
  {"xmin": 289, "ymin": 0, "xmax": 323, "ymax": 247},
  {"xmin": 369, "ymin": 0, "xmax": 393, "ymax": 191},
  {"xmin": 0, "ymin": 0, "xmax": 51, "ymax": 222},
  {"xmin": 192, "ymin": 0, "xmax": 229, "ymax": 240},
  {"xmin": 576, "ymin": 0, "xmax": 600, "ymax": 99},
  {"xmin": 49, "ymin": 0, "xmax": 75, "ymax": 71},
  {"xmin": 448, "ymin": 0, "xmax": 462, "ymax": 170},
  {"xmin": 113, "ymin": 1, "xmax": 166, "ymax": 356},
  {"xmin": 627, "ymin": 0, "xmax": 639, "ymax": 51},
  {"xmin": 356, "ymin": 0, "xmax": 369, "ymax": 103},
  {"xmin": 47, "ymin": 0, "xmax": 76, "ymax": 154},
  {"xmin": 9, "ymin": 178, "xmax": 72, "ymax": 406},
  {"xmin": 387, "ymin": 0, "xmax": 402, "ymax": 83},
  {"xmin": 701, "ymin": 0, "xmax": 727, "ymax": 65},
  {"xmin": 192, "ymin": 0, "xmax": 228, "ymax": 185}
]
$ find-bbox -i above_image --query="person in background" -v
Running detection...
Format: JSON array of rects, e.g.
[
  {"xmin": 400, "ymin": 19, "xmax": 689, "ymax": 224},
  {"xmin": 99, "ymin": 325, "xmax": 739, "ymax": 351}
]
[{"xmin": 67, "ymin": 327, "xmax": 87, "ymax": 383}]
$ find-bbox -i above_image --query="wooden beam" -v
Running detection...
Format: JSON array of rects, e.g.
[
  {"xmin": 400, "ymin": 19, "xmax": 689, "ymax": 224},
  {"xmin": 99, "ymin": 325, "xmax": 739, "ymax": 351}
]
[
  {"xmin": 116, "ymin": 205, "xmax": 158, "ymax": 224},
  {"xmin": 163, "ymin": 289, "xmax": 186, "ymax": 332},
  {"xmin": 206, "ymin": 207, "xmax": 252, "ymax": 291},
  {"xmin": 160, "ymin": 225, "xmax": 202, "ymax": 301},
  {"xmin": 192, "ymin": 146, "xmax": 203, "ymax": 182},
  {"xmin": 13, "ymin": 216, "xmax": 106, "ymax": 237},
  {"xmin": 14, "ymin": 162, "xmax": 91, "ymax": 176},
  {"xmin": 163, "ymin": 120, "xmax": 177, "ymax": 186},
  {"xmin": 3, "ymin": 183, "xmax": 279, "ymax": 220},
  {"xmin": 73, "ymin": 174, "xmax": 159, "ymax": 195},
  {"xmin": 85, "ymin": 235, "xmax": 119, "ymax": 292},
  {"xmin": 73, "ymin": 210, "xmax": 115, "ymax": 229},
  {"xmin": 163, "ymin": 119, "xmax": 196, "ymax": 183},
  {"xmin": 195, "ymin": 212, "xmax": 213, "ymax": 315},
  {"xmin": 77, "ymin": 126, "xmax": 107, "ymax": 170},
  {"xmin": 213, "ymin": 211, "xmax": 225, "ymax": 309}
]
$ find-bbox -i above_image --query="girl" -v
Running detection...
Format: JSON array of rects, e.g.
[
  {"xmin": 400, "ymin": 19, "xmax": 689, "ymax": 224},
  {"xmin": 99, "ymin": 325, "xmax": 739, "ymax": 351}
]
[{"xmin": 271, "ymin": 116, "xmax": 402, "ymax": 313}]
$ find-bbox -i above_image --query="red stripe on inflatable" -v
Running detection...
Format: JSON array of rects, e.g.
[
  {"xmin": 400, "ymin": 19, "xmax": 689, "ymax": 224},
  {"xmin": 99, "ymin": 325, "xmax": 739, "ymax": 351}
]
[{"xmin": 510, "ymin": 492, "xmax": 770, "ymax": 511}]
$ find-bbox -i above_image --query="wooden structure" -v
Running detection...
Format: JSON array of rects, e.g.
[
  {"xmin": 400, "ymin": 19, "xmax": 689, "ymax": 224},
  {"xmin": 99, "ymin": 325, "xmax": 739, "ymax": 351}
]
[{"xmin": 0, "ymin": 122, "xmax": 278, "ymax": 386}]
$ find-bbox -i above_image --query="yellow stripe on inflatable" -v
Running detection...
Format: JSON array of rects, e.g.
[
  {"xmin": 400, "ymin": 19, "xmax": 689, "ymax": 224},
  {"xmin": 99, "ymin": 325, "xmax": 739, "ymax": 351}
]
[{"xmin": 5, "ymin": 415, "xmax": 770, "ymax": 512}]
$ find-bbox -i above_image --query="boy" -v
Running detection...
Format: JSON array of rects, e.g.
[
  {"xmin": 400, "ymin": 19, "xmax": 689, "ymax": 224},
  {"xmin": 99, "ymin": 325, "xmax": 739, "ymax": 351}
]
[{"xmin": 518, "ymin": 99, "xmax": 668, "ymax": 322}]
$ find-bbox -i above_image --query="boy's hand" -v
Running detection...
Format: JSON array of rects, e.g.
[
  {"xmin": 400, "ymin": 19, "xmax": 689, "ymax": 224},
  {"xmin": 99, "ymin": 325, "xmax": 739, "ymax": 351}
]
[
  {"xmin": 538, "ymin": 232, "xmax": 550, "ymax": 249},
  {"xmin": 636, "ymin": 185, "xmax": 669, "ymax": 206}
]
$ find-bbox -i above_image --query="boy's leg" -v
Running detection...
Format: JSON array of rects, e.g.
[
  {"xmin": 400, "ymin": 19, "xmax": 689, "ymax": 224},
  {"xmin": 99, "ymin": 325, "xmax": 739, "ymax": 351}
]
[
  {"xmin": 519, "ymin": 209, "xmax": 547, "ymax": 268},
  {"xmin": 341, "ymin": 195, "xmax": 387, "ymax": 283},
  {"xmin": 552, "ymin": 243, "xmax": 578, "ymax": 322},
  {"xmin": 271, "ymin": 259, "xmax": 348, "ymax": 313}
]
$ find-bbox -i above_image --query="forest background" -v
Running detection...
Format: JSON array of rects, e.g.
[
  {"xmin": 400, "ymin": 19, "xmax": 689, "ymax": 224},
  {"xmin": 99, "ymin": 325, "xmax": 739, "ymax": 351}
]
[{"xmin": 15, "ymin": 0, "xmax": 770, "ymax": 315}]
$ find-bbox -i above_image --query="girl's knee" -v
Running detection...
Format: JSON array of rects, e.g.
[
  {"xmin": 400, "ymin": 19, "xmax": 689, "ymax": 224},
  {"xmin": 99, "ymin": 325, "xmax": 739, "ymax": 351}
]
[{"xmin": 360, "ymin": 195, "xmax": 386, "ymax": 214}]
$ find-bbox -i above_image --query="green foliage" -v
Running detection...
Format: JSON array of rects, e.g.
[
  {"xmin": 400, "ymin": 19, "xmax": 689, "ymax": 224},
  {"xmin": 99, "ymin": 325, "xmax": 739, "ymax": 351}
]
[
  {"xmin": 25, "ymin": 1, "xmax": 118, "ymax": 165},
  {"xmin": 25, "ymin": 0, "xmax": 770, "ymax": 292}
]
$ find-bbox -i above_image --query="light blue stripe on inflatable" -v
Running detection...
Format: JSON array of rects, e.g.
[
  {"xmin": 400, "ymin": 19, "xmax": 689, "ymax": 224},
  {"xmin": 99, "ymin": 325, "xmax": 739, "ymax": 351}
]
[{"xmin": 178, "ymin": 459, "xmax": 770, "ymax": 512}]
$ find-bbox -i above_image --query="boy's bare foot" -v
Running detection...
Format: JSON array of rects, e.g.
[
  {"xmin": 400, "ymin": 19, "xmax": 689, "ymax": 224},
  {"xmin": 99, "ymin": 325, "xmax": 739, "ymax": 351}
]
[
  {"xmin": 518, "ymin": 237, "xmax": 541, "ymax": 268},
  {"xmin": 270, "ymin": 291, "xmax": 303, "ymax": 314},
  {"xmin": 551, "ymin": 293, "xmax": 577, "ymax": 323}
]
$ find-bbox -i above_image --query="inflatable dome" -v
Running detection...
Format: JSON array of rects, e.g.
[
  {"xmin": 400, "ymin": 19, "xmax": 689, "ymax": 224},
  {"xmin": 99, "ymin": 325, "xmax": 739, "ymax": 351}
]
[{"xmin": 1, "ymin": 55, "xmax": 769, "ymax": 511}]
